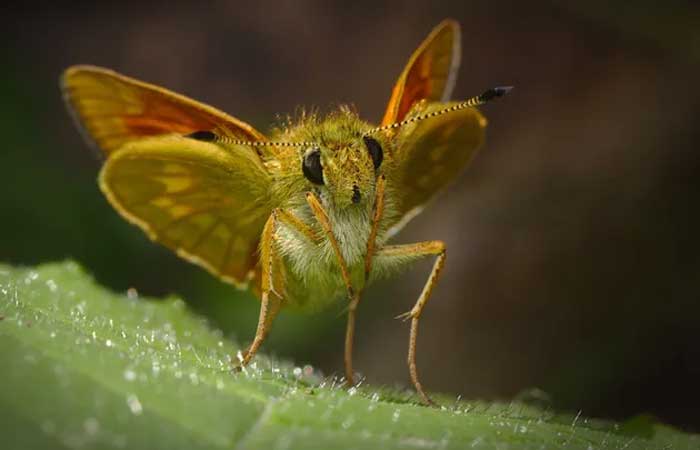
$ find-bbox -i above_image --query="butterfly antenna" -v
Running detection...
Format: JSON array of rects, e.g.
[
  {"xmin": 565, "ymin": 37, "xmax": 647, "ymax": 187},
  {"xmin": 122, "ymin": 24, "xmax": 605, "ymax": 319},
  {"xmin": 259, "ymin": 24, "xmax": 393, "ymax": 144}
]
[
  {"xmin": 185, "ymin": 130, "xmax": 314, "ymax": 148},
  {"xmin": 220, "ymin": 137, "xmax": 315, "ymax": 148},
  {"xmin": 364, "ymin": 86, "xmax": 513, "ymax": 135}
]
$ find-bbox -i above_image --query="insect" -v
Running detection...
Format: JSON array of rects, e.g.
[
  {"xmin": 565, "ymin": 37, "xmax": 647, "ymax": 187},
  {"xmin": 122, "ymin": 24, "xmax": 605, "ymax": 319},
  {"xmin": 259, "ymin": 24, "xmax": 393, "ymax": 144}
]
[{"xmin": 61, "ymin": 19, "xmax": 510, "ymax": 404}]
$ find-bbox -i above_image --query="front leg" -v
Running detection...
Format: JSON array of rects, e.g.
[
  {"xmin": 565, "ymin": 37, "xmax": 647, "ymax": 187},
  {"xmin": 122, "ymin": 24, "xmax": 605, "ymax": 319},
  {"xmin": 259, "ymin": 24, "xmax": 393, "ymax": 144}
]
[
  {"xmin": 237, "ymin": 211, "xmax": 282, "ymax": 368},
  {"xmin": 345, "ymin": 174, "xmax": 387, "ymax": 385},
  {"xmin": 364, "ymin": 174, "xmax": 386, "ymax": 279},
  {"xmin": 238, "ymin": 208, "xmax": 318, "ymax": 368},
  {"xmin": 305, "ymin": 192, "xmax": 360, "ymax": 384},
  {"xmin": 375, "ymin": 240, "xmax": 446, "ymax": 405}
]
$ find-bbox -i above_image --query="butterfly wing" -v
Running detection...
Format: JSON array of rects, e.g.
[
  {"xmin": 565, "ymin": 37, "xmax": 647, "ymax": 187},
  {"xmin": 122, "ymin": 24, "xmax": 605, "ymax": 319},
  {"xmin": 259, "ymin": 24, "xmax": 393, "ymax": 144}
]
[
  {"xmin": 61, "ymin": 65, "xmax": 267, "ymax": 156},
  {"xmin": 386, "ymin": 102, "xmax": 486, "ymax": 236},
  {"xmin": 99, "ymin": 136, "xmax": 271, "ymax": 288},
  {"xmin": 381, "ymin": 20, "xmax": 487, "ymax": 236},
  {"xmin": 381, "ymin": 19, "xmax": 461, "ymax": 127},
  {"xmin": 62, "ymin": 65, "xmax": 272, "ymax": 287}
]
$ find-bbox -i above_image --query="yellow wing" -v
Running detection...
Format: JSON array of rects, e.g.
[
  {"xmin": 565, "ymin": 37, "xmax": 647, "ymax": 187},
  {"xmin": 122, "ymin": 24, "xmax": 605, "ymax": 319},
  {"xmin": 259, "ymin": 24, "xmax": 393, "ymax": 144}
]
[
  {"xmin": 381, "ymin": 19, "xmax": 461, "ymax": 127},
  {"xmin": 386, "ymin": 102, "xmax": 487, "ymax": 236},
  {"xmin": 100, "ymin": 136, "xmax": 271, "ymax": 287},
  {"xmin": 61, "ymin": 65, "xmax": 266, "ymax": 156},
  {"xmin": 61, "ymin": 65, "xmax": 272, "ymax": 287}
]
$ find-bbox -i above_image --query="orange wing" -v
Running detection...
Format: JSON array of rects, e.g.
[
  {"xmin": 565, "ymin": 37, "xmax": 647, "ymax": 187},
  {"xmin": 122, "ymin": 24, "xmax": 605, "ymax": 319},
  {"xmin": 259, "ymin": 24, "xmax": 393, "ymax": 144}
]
[
  {"xmin": 381, "ymin": 20, "xmax": 461, "ymax": 127},
  {"xmin": 381, "ymin": 21, "xmax": 487, "ymax": 236},
  {"xmin": 61, "ymin": 65, "xmax": 272, "ymax": 288},
  {"xmin": 61, "ymin": 65, "xmax": 266, "ymax": 156}
]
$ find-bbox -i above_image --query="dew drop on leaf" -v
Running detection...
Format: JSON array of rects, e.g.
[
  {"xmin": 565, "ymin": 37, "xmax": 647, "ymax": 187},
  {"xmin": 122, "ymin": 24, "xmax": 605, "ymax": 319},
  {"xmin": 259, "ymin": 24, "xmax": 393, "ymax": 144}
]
[
  {"xmin": 342, "ymin": 415, "xmax": 355, "ymax": 429},
  {"xmin": 83, "ymin": 417, "xmax": 100, "ymax": 435},
  {"xmin": 45, "ymin": 279, "xmax": 57, "ymax": 292},
  {"xmin": 126, "ymin": 394, "xmax": 142, "ymax": 415}
]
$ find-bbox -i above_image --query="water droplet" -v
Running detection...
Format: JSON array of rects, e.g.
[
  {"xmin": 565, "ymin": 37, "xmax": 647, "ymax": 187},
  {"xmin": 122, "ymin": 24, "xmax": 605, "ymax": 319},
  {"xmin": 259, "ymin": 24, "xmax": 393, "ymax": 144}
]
[
  {"xmin": 24, "ymin": 271, "xmax": 39, "ymax": 285},
  {"xmin": 84, "ymin": 417, "xmax": 100, "ymax": 435},
  {"xmin": 348, "ymin": 386, "xmax": 357, "ymax": 396},
  {"xmin": 392, "ymin": 409, "xmax": 401, "ymax": 423},
  {"xmin": 189, "ymin": 372, "xmax": 199, "ymax": 385},
  {"xmin": 126, "ymin": 288, "xmax": 138, "ymax": 299},
  {"xmin": 216, "ymin": 379, "xmax": 225, "ymax": 390},
  {"xmin": 123, "ymin": 369, "xmax": 136, "ymax": 381},
  {"xmin": 367, "ymin": 392, "xmax": 380, "ymax": 412},
  {"xmin": 49, "ymin": 331, "xmax": 56, "ymax": 339},
  {"xmin": 45, "ymin": 279, "xmax": 57, "ymax": 292},
  {"xmin": 126, "ymin": 394, "xmax": 142, "ymax": 415},
  {"xmin": 341, "ymin": 415, "xmax": 355, "ymax": 429},
  {"xmin": 105, "ymin": 339, "xmax": 113, "ymax": 348},
  {"xmin": 303, "ymin": 364, "xmax": 314, "ymax": 376},
  {"xmin": 293, "ymin": 367, "xmax": 302, "ymax": 378}
]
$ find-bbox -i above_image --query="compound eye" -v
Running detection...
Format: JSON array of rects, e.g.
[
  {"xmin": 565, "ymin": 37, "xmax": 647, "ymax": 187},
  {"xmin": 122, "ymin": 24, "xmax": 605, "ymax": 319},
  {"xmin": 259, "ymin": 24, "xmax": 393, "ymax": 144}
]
[
  {"xmin": 302, "ymin": 148, "xmax": 324, "ymax": 185},
  {"xmin": 363, "ymin": 136, "xmax": 383, "ymax": 170}
]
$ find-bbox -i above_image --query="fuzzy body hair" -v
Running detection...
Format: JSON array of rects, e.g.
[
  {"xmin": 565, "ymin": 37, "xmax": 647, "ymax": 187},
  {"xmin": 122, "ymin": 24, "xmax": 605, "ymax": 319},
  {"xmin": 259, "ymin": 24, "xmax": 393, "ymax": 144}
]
[{"xmin": 262, "ymin": 108, "xmax": 419, "ymax": 311}]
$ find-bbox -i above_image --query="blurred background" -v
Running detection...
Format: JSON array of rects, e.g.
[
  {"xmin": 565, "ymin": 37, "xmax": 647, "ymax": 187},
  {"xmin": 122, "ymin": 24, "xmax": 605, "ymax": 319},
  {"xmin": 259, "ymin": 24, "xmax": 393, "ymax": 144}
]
[{"xmin": 3, "ymin": 0, "xmax": 700, "ymax": 432}]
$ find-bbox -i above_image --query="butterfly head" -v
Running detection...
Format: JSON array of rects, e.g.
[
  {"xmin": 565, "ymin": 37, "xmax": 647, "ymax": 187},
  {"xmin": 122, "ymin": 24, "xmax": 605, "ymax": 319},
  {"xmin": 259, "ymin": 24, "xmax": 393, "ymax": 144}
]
[{"xmin": 301, "ymin": 133, "xmax": 385, "ymax": 209}]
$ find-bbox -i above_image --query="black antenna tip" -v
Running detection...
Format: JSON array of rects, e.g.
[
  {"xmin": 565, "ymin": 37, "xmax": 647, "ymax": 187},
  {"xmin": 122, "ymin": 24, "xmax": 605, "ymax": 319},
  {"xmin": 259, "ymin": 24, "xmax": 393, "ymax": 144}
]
[
  {"xmin": 479, "ymin": 86, "xmax": 514, "ymax": 102},
  {"xmin": 185, "ymin": 130, "xmax": 217, "ymax": 142}
]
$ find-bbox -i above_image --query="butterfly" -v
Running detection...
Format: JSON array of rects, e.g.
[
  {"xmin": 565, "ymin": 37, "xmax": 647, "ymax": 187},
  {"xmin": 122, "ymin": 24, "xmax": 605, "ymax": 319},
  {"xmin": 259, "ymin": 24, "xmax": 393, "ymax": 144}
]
[{"xmin": 61, "ymin": 19, "xmax": 510, "ymax": 404}]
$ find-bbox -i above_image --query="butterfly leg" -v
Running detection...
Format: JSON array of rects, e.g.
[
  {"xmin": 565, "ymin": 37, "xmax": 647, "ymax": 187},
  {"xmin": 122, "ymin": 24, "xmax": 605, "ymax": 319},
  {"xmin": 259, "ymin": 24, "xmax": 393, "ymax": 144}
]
[
  {"xmin": 240, "ymin": 209, "xmax": 318, "ymax": 366},
  {"xmin": 377, "ymin": 240, "xmax": 446, "ymax": 405},
  {"xmin": 364, "ymin": 174, "xmax": 386, "ymax": 279},
  {"xmin": 339, "ymin": 175, "xmax": 388, "ymax": 385},
  {"xmin": 239, "ymin": 290, "xmax": 281, "ymax": 367},
  {"xmin": 305, "ymin": 192, "xmax": 360, "ymax": 384},
  {"xmin": 238, "ymin": 208, "xmax": 320, "ymax": 368},
  {"xmin": 305, "ymin": 192, "xmax": 354, "ymax": 293},
  {"xmin": 238, "ymin": 212, "xmax": 282, "ymax": 368}
]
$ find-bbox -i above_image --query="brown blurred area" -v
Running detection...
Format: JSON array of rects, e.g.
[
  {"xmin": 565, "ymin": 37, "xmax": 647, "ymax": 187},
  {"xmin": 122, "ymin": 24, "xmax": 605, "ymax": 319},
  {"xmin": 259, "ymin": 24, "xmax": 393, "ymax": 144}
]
[{"xmin": 3, "ymin": 0, "xmax": 700, "ymax": 431}]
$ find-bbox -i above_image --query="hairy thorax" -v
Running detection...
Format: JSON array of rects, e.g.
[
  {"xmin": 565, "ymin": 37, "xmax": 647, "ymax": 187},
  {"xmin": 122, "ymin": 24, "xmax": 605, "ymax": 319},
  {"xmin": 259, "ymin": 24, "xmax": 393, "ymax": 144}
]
[{"xmin": 274, "ymin": 196, "xmax": 374, "ymax": 311}]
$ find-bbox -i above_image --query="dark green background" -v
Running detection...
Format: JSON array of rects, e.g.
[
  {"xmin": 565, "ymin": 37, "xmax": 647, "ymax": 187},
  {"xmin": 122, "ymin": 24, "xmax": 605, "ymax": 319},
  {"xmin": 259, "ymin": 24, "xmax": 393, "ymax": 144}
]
[{"xmin": 2, "ymin": 0, "xmax": 699, "ymax": 431}]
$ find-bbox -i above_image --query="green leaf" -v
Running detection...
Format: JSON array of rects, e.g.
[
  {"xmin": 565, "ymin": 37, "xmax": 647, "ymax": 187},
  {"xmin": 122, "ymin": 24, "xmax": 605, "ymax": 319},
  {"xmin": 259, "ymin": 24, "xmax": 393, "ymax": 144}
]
[{"xmin": 1, "ymin": 261, "xmax": 697, "ymax": 449}]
